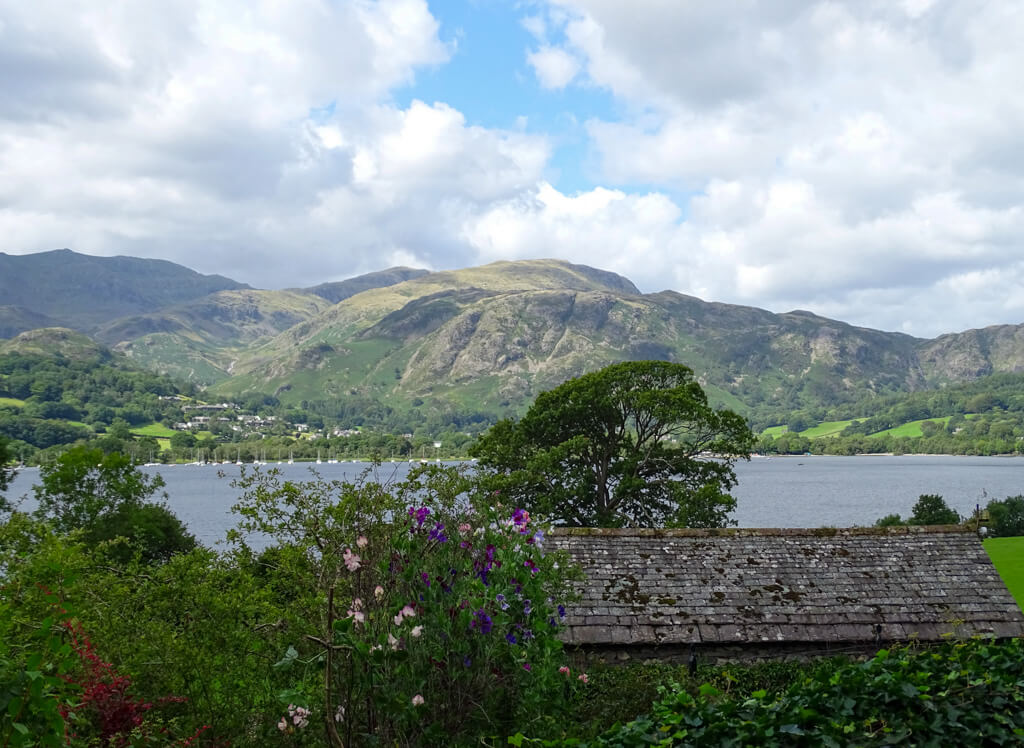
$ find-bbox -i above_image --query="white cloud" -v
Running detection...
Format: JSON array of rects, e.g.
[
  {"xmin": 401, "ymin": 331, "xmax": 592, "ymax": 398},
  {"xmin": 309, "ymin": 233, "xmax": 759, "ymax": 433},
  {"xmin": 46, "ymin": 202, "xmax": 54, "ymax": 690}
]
[
  {"xmin": 526, "ymin": 0, "xmax": 1024, "ymax": 334},
  {"xmin": 527, "ymin": 45, "xmax": 580, "ymax": 89}
]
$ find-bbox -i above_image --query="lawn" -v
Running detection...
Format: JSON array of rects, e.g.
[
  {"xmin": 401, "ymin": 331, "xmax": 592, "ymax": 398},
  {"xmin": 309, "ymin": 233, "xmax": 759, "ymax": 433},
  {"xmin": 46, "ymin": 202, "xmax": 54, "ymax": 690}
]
[
  {"xmin": 0, "ymin": 397, "xmax": 25, "ymax": 408},
  {"xmin": 800, "ymin": 419, "xmax": 858, "ymax": 438},
  {"xmin": 985, "ymin": 537, "xmax": 1024, "ymax": 610},
  {"xmin": 131, "ymin": 423, "xmax": 178, "ymax": 438}
]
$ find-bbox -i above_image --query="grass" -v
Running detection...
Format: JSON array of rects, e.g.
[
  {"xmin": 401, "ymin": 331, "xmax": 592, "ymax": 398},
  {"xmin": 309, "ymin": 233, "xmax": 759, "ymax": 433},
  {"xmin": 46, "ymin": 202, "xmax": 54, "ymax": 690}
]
[
  {"xmin": 0, "ymin": 397, "xmax": 26, "ymax": 408},
  {"xmin": 131, "ymin": 423, "xmax": 178, "ymax": 438},
  {"xmin": 985, "ymin": 537, "xmax": 1024, "ymax": 610},
  {"xmin": 800, "ymin": 420, "xmax": 858, "ymax": 438}
]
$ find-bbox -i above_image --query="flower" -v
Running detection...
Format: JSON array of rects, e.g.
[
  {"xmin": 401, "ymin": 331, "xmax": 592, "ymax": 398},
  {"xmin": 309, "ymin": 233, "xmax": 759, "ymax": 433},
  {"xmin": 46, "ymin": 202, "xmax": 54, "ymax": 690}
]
[
  {"xmin": 420, "ymin": 572, "xmax": 431, "ymax": 587},
  {"xmin": 278, "ymin": 717, "xmax": 287, "ymax": 732},
  {"xmin": 523, "ymin": 558, "xmax": 539, "ymax": 574},
  {"xmin": 374, "ymin": 585, "xmax": 385, "ymax": 600},
  {"xmin": 559, "ymin": 666, "xmax": 571, "ymax": 676},
  {"xmin": 411, "ymin": 625, "xmax": 423, "ymax": 638},
  {"xmin": 505, "ymin": 632, "xmax": 517, "ymax": 645},
  {"xmin": 287, "ymin": 705, "xmax": 310, "ymax": 729},
  {"xmin": 558, "ymin": 604, "xmax": 566, "ymax": 619},
  {"xmin": 470, "ymin": 609, "xmax": 493, "ymax": 634},
  {"xmin": 429, "ymin": 522, "xmax": 448, "ymax": 543},
  {"xmin": 343, "ymin": 548, "xmax": 361, "ymax": 572},
  {"xmin": 578, "ymin": 673, "xmax": 589, "ymax": 684},
  {"xmin": 522, "ymin": 662, "xmax": 532, "ymax": 671},
  {"xmin": 402, "ymin": 604, "xmax": 416, "ymax": 618},
  {"xmin": 458, "ymin": 523, "xmax": 472, "ymax": 533},
  {"xmin": 523, "ymin": 599, "xmax": 532, "ymax": 615},
  {"xmin": 356, "ymin": 535, "xmax": 368, "ymax": 548},
  {"xmin": 347, "ymin": 609, "xmax": 365, "ymax": 623},
  {"xmin": 334, "ymin": 705, "xmax": 345, "ymax": 723},
  {"xmin": 495, "ymin": 593, "xmax": 509, "ymax": 611},
  {"xmin": 388, "ymin": 633, "xmax": 400, "ymax": 651},
  {"xmin": 412, "ymin": 694, "xmax": 424, "ymax": 706}
]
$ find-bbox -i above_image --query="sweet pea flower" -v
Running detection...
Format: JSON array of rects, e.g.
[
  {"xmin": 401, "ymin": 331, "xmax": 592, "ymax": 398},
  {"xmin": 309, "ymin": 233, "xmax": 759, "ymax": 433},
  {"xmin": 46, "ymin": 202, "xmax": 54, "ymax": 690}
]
[
  {"xmin": 374, "ymin": 585, "xmax": 385, "ymax": 599},
  {"xmin": 343, "ymin": 548, "xmax": 361, "ymax": 572},
  {"xmin": 559, "ymin": 666, "xmax": 571, "ymax": 676},
  {"xmin": 388, "ymin": 633, "xmax": 400, "ymax": 651},
  {"xmin": 278, "ymin": 718, "xmax": 287, "ymax": 732},
  {"xmin": 356, "ymin": 535, "xmax": 368, "ymax": 548},
  {"xmin": 578, "ymin": 673, "xmax": 589, "ymax": 684},
  {"xmin": 334, "ymin": 705, "xmax": 345, "ymax": 723},
  {"xmin": 411, "ymin": 625, "xmax": 423, "ymax": 638},
  {"xmin": 401, "ymin": 604, "xmax": 416, "ymax": 619},
  {"xmin": 412, "ymin": 694, "xmax": 425, "ymax": 706}
]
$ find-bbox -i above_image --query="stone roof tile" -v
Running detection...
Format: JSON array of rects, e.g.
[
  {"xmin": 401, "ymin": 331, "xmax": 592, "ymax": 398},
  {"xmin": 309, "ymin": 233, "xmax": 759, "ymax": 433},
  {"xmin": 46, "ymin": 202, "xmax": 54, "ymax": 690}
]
[{"xmin": 550, "ymin": 526, "xmax": 1024, "ymax": 646}]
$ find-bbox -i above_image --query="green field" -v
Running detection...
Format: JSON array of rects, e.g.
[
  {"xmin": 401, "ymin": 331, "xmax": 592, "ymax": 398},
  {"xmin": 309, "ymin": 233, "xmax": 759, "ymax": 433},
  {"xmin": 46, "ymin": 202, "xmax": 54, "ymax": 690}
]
[
  {"xmin": 800, "ymin": 420, "xmax": 858, "ymax": 438},
  {"xmin": 0, "ymin": 397, "xmax": 25, "ymax": 408},
  {"xmin": 131, "ymin": 423, "xmax": 178, "ymax": 438},
  {"xmin": 985, "ymin": 537, "xmax": 1024, "ymax": 610}
]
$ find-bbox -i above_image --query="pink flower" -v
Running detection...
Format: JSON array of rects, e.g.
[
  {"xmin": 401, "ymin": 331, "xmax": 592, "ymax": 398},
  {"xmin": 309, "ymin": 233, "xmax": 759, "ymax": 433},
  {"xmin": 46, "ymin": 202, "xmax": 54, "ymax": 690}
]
[
  {"xmin": 278, "ymin": 718, "xmax": 287, "ymax": 732},
  {"xmin": 374, "ymin": 585, "xmax": 385, "ymax": 599},
  {"xmin": 412, "ymin": 694, "xmax": 424, "ymax": 706},
  {"xmin": 356, "ymin": 535, "xmax": 368, "ymax": 548},
  {"xmin": 401, "ymin": 604, "xmax": 416, "ymax": 619},
  {"xmin": 393, "ymin": 612, "xmax": 404, "ymax": 625},
  {"xmin": 458, "ymin": 523, "xmax": 472, "ymax": 533},
  {"xmin": 388, "ymin": 633, "xmax": 400, "ymax": 651},
  {"xmin": 559, "ymin": 666, "xmax": 571, "ymax": 676},
  {"xmin": 411, "ymin": 625, "xmax": 423, "ymax": 638},
  {"xmin": 343, "ymin": 548, "xmax": 361, "ymax": 572},
  {"xmin": 347, "ymin": 609, "xmax": 365, "ymax": 623},
  {"xmin": 522, "ymin": 662, "xmax": 532, "ymax": 671},
  {"xmin": 578, "ymin": 673, "xmax": 589, "ymax": 684},
  {"xmin": 351, "ymin": 598, "xmax": 363, "ymax": 610}
]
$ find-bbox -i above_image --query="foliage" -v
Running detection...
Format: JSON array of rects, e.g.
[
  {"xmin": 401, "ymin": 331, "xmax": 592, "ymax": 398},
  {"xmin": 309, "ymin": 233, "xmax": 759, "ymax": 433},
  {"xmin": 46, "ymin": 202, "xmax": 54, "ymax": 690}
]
[
  {"xmin": 230, "ymin": 464, "xmax": 581, "ymax": 745},
  {"xmin": 874, "ymin": 494, "xmax": 961, "ymax": 528},
  {"xmin": 471, "ymin": 361, "xmax": 754, "ymax": 527},
  {"xmin": 517, "ymin": 638, "xmax": 1024, "ymax": 747},
  {"xmin": 986, "ymin": 495, "xmax": 1024, "ymax": 538},
  {"xmin": 908, "ymin": 493, "xmax": 961, "ymax": 525},
  {"xmin": 86, "ymin": 502, "xmax": 197, "ymax": 565}
]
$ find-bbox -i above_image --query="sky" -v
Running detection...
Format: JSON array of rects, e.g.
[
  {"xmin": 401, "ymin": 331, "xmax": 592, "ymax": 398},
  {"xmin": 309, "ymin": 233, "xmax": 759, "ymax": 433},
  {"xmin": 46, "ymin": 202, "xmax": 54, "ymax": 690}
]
[{"xmin": 1, "ymin": 0, "xmax": 1022, "ymax": 338}]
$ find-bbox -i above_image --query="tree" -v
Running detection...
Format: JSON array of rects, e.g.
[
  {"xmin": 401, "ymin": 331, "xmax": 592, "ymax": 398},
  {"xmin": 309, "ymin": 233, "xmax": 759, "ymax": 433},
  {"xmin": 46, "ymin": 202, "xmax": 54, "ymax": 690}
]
[
  {"xmin": 0, "ymin": 437, "xmax": 15, "ymax": 513},
  {"xmin": 32, "ymin": 445, "xmax": 193, "ymax": 563},
  {"xmin": 909, "ymin": 494, "xmax": 961, "ymax": 525},
  {"xmin": 470, "ymin": 361, "xmax": 754, "ymax": 527},
  {"xmin": 986, "ymin": 495, "xmax": 1024, "ymax": 538}
]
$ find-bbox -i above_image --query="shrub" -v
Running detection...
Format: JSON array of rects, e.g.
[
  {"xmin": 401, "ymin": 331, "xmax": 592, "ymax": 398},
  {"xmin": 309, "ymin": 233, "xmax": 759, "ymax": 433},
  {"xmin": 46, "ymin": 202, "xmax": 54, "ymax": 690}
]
[
  {"xmin": 230, "ymin": 464, "xmax": 582, "ymax": 745},
  {"xmin": 986, "ymin": 495, "xmax": 1024, "ymax": 538}
]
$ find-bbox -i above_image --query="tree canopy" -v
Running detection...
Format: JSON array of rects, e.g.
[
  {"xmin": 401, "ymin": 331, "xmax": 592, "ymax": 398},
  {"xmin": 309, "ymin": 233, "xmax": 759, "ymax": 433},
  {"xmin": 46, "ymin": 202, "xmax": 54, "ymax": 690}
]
[{"xmin": 470, "ymin": 360, "xmax": 754, "ymax": 527}]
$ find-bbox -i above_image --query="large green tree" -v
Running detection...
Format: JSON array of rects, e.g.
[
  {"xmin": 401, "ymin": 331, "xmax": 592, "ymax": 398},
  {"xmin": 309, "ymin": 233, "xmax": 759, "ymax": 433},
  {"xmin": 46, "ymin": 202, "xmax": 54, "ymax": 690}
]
[
  {"xmin": 470, "ymin": 361, "xmax": 755, "ymax": 527},
  {"xmin": 32, "ymin": 445, "xmax": 194, "ymax": 563}
]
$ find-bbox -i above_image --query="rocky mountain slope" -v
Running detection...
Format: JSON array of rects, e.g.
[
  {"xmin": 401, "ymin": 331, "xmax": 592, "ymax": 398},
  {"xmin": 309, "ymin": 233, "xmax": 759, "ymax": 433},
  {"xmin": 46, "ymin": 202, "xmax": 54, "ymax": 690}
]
[{"xmin": 3, "ymin": 251, "xmax": 1023, "ymax": 423}]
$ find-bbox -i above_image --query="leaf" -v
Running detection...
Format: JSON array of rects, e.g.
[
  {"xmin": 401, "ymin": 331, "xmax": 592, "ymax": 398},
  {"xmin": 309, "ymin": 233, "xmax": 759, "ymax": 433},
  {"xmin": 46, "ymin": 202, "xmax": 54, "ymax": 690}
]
[{"xmin": 272, "ymin": 645, "xmax": 299, "ymax": 669}]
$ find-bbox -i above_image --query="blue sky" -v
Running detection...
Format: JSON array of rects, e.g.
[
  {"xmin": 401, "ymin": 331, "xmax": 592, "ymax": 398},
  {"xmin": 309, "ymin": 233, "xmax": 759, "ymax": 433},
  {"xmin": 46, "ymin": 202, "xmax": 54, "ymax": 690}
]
[{"xmin": 0, "ymin": 0, "xmax": 1022, "ymax": 336}]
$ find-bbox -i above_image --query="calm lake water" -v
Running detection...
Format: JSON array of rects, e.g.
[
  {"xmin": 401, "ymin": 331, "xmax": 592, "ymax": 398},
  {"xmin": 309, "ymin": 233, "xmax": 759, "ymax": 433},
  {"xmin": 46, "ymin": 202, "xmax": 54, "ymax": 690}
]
[{"xmin": 6, "ymin": 456, "xmax": 1023, "ymax": 548}]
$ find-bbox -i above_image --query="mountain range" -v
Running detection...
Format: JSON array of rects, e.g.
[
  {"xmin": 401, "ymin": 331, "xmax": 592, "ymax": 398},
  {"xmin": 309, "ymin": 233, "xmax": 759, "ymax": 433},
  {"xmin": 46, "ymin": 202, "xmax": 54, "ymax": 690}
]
[{"xmin": 2, "ymin": 249, "xmax": 1023, "ymax": 424}]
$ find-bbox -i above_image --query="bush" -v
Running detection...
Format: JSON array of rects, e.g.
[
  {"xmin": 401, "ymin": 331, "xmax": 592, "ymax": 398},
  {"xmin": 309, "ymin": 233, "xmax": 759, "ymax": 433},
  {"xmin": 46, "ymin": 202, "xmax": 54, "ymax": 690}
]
[
  {"xmin": 526, "ymin": 638, "xmax": 1024, "ymax": 746},
  {"xmin": 230, "ymin": 464, "xmax": 582, "ymax": 745},
  {"xmin": 987, "ymin": 495, "xmax": 1024, "ymax": 537},
  {"xmin": 908, "ymin": 494, "xmax": 960, "ymax": 525},
  {"xmin": 85, "ymin": 502, "xmax": 197, "ymax": 565}
]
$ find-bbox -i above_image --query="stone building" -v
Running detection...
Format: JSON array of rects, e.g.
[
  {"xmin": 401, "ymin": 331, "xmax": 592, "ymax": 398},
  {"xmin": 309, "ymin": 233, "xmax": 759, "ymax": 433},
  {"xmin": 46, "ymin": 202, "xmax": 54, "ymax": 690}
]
[{"xmin": 549, "ymin": 526, "xmax": 1024, "ymax": 663}]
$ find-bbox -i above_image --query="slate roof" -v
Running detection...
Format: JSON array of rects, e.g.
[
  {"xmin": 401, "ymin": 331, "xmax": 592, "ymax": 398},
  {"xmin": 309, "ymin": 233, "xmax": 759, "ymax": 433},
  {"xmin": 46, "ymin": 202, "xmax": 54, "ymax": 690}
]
[{"xmin": 549, "ymin": 526, "xmax": 1024, "ymax": 647}]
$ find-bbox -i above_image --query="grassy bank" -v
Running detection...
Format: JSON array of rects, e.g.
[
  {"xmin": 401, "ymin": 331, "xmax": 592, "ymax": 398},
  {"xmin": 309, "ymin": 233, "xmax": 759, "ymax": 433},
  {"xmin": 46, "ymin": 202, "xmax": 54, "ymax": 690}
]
[{"xmin": 985, "ymin": 536, "xmax": 1024, "ymax": 609}]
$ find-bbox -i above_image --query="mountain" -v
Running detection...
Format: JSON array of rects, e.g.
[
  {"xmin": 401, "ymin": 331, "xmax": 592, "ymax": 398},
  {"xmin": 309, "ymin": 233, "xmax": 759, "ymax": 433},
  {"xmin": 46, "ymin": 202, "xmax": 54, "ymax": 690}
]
[
  {"xmin": 208, "ymin": 258, "xmax": 1024, "ymax": 423},
  {"xmin": 0, "ymin": 327, "xmax": 114, "ymax": 361},
  {"xmin": 300, "ymin": 267, "xmax": 431, "ymax": 304},
  {"xmin": 4, "ymin": 251, "xmax": 1024, "ymax": 427},
  {"xmin": 0, "ymin": 306, "xmax": 66, "ymax": 339},
  {"xmin": 0, "ymin": 249, "xmax": 248, "ymax": 332}
]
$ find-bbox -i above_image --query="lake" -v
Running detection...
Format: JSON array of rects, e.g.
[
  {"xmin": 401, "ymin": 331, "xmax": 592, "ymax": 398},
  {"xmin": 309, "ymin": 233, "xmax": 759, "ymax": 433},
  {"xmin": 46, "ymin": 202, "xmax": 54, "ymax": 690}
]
[{"xmin": 5, "ymin": 455, "xmax": 1023, "ymax": 548}]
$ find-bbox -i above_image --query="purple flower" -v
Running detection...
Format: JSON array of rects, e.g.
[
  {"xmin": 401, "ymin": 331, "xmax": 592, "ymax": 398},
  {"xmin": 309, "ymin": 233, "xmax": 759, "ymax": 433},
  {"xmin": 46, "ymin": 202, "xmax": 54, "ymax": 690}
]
[
  {"xmin": 495, "ymin": 593, "xmax": 509, "ymax": 611},
  {"xmin": 428, "ymin": 522, "xmax": 447, "ymax": 543},
  {"xmin": 522, "ymin": 662, "xmax": 532, "ymax": 672},
  {"xmin": 523, "ymin": 599, "xmax": 532, "ymax": 615},
  {"xmin": 549, "ymin": 617, "xmax": 558, "ymax": 628},
  {"xmin": 524, "ymin": 558, "xmax": 539, "ymax": 574},
  {"xmin": 505, "ymin": 632, "xmax": 518, "ymax": 645},
  {"xmin": 420, "ymin": 572, "xmax": 431, "ymax": 587},
  {"xmin": 558, "ymin": 604, "xmax": 566, "ymax": 619},
  {"xmin": 463, "ymin": 655, "xmax": 472, "ymax": 668},
  {"xmin": 470, "ymin": 609, "xmax": 493, "ymax": 634}
]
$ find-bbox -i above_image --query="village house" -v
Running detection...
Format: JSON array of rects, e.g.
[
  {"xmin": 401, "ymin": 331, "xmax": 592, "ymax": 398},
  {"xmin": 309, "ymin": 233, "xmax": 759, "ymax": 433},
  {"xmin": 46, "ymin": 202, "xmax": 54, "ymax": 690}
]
[{"xmin": 549, "ymin": 526, "xmax": 1024, "ymax": 664}]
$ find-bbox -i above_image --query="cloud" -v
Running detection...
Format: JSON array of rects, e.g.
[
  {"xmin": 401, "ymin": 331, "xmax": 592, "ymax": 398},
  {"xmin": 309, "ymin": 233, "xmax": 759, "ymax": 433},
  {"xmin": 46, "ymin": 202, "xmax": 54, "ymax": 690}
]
[
  {"xmin": 0, "ymin": 0, "xmax": 1022, "ymax": 339},
  {"xmin": 527, "ymin": 46, "xmax": 580, "ymax": 89},
  {"xmin": 524, "ymin": 0, "xmax": 1024, "ymax": 334}
]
